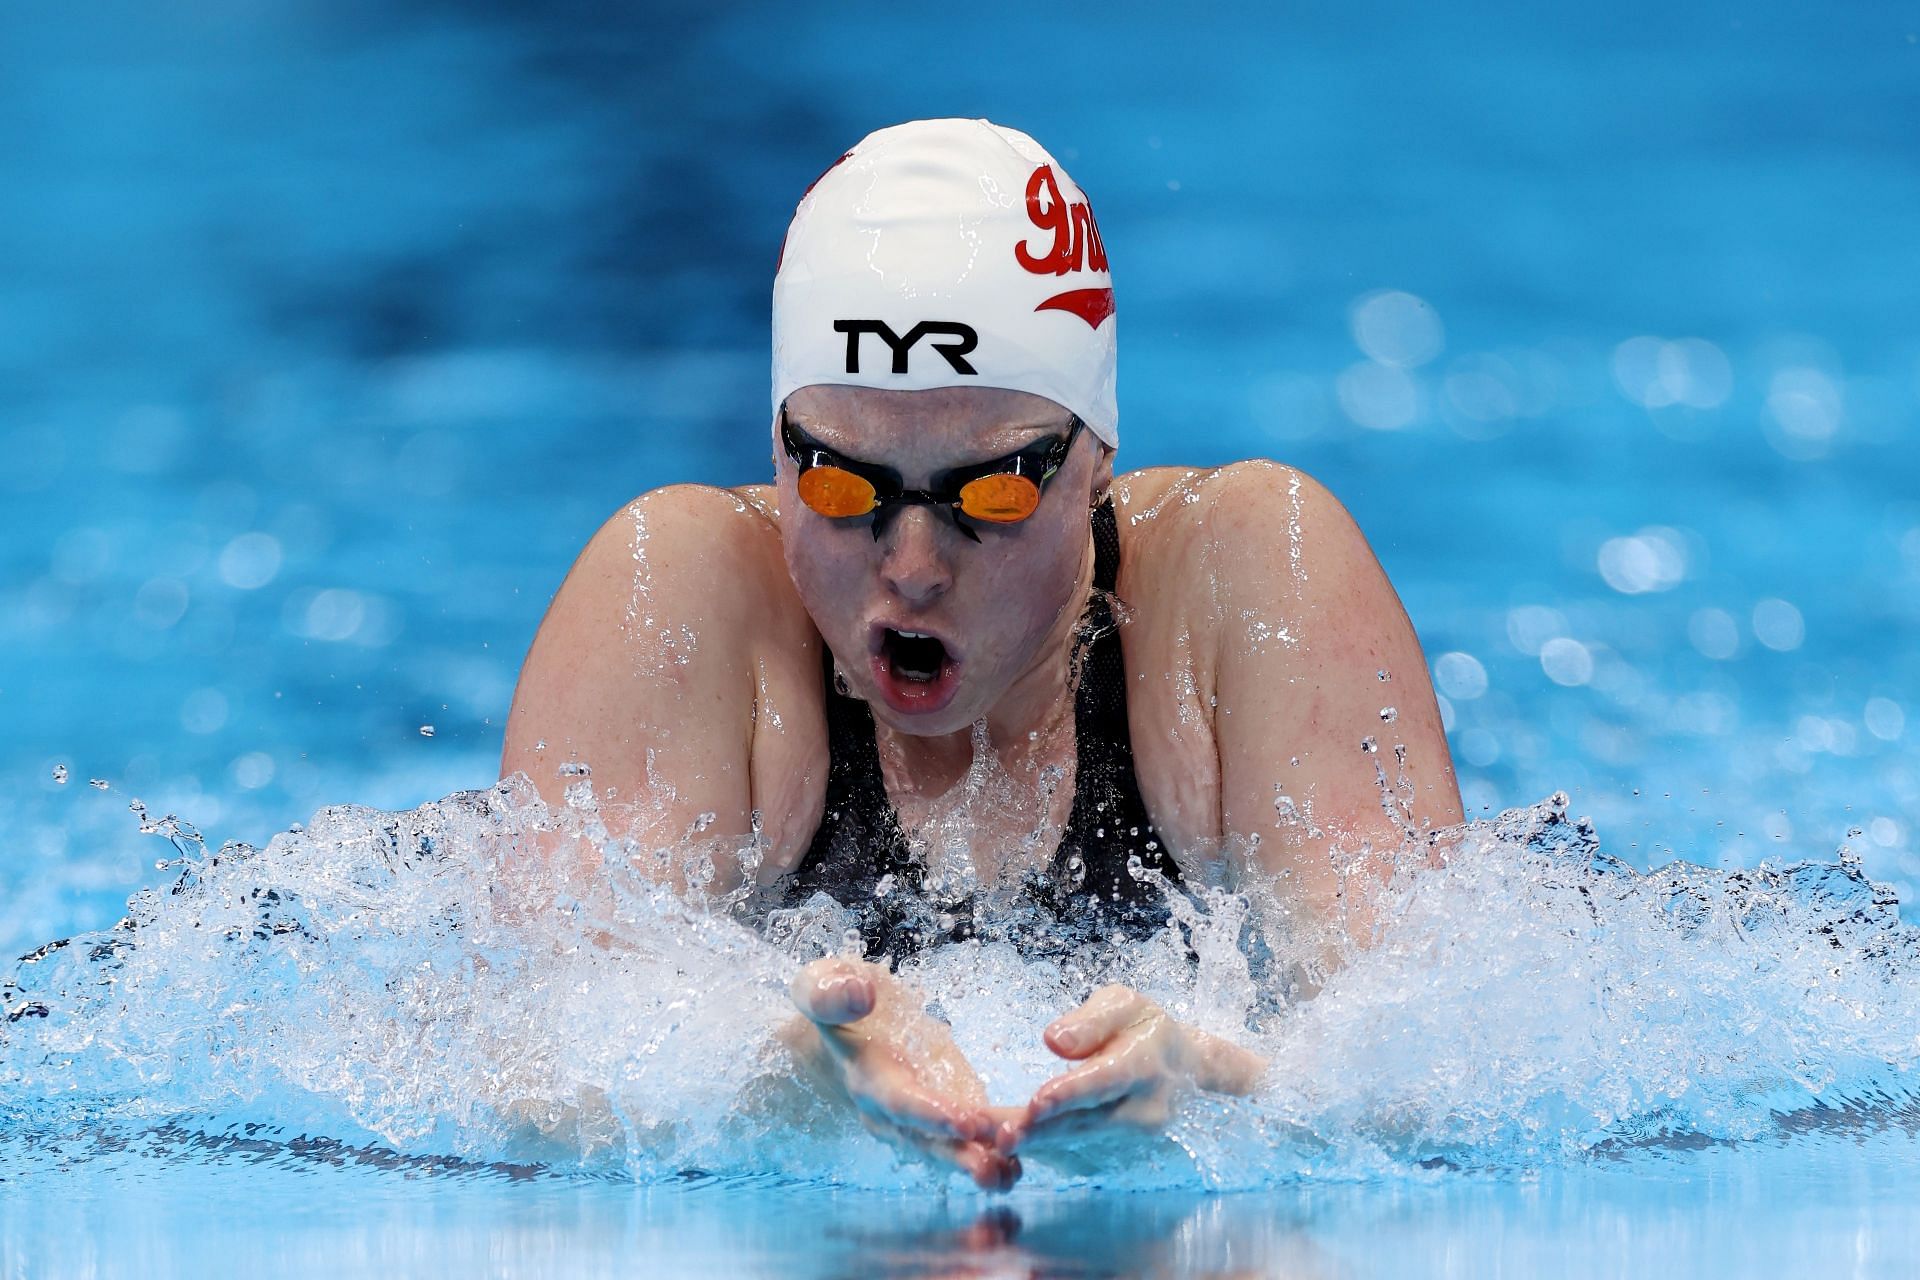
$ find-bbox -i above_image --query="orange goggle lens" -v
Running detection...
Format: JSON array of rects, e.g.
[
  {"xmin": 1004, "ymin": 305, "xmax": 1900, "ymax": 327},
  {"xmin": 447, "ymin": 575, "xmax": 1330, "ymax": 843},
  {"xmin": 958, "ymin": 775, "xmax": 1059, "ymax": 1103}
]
[
  {"xmin": 797, "ymin": 466, "xmax": 878, "ymax": 518},
  {"xmin": 957, "ymin": 472, "xmax": 1043, "ymax": 523}
]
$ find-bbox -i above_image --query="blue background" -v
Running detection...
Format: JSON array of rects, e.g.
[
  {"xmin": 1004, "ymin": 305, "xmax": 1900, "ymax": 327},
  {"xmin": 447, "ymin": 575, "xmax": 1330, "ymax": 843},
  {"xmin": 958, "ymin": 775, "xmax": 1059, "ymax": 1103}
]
[{"xmin": 4, "ymin": 0, "xmax": 1918, "ymax": 954}]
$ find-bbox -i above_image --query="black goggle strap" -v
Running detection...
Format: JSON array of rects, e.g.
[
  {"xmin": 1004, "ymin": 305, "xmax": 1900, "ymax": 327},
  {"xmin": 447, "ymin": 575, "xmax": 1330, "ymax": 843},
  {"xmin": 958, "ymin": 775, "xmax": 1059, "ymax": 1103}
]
[
  {"xmin": 778, "ymin": 408, "xmax": 1086, "ymax": 542},
  {"xmin": 779, "ymin": 410, "xmax": 903, "ymax": 501},
  {"xmin": 935, "ymin": 414, "xmax": 1085, "ymax": 493}
]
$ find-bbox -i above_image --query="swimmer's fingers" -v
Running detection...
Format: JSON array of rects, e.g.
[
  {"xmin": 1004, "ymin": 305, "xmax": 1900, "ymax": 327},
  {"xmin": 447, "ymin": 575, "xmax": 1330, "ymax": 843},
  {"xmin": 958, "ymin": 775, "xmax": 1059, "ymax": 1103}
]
[
  {"xmin": 1043, "ymin": 984, "xmax": 1151, "ymax": 1060},
  {"xmin": 854, "ymin": 1110, "xmax": 1021, "ymax": 1191},
  {"xmin": 1022, "ymin": 1055, "xmax": 1147, "ymax": 1132},
  {"xmin": 948, "ymin": 1140, "xmax": 1021, "ymax": 1192},
  {"xmin": 883, "ymin": 1127, "xmax": 1020, "ymax": 1192},
  {"xmin": 851, "ymin": 1075, "xmax": 979, "ymax": 1143},
  {"xmin": 789, "ymin": 958, "xmax": 876, "ymax": 1026}
]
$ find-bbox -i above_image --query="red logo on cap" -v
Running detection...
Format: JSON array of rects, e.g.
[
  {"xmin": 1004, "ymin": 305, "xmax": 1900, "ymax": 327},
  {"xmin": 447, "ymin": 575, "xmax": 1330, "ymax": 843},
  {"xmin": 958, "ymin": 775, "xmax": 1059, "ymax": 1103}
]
[{"xmin": 1015, "ymin": 165, "xmax": 1114, "ymax": 329}]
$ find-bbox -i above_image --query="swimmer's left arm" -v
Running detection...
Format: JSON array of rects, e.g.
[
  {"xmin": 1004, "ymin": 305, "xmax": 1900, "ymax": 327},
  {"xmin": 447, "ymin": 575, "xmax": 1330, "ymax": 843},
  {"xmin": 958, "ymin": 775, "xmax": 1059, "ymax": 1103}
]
[
  {"xmin": 1204, "ymin": 461, "xmax": 1464, "ymax": 936},
  {"xmin": 998, "ymin": 984, "xmax": 1267, "ymax": 1156}
]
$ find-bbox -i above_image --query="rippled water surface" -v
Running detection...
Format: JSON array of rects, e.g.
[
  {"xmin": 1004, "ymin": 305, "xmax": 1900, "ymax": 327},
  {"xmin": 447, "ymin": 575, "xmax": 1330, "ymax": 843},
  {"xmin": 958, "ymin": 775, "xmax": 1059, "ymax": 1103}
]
[{"xmin": 4, "ymin": 0, "xmax": 1920, "ymax": 1274}]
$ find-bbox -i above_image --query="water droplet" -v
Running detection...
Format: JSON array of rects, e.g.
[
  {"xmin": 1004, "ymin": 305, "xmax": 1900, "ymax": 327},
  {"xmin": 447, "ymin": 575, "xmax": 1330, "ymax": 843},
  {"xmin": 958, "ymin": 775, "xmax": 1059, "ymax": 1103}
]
[
  {"xmin": 1361, "ymin": 736, "xmax": 1378, "ymax": 753},
  {"xmin": 558, "ymin": 761, "xmax": 592, "ymax": 778},
  {"xmin": 89, "ymin": 778, "xmax": 111, "ymax": 791},
  {"xmin": 533, "ymin": 739, "xmax": 548, "ymax": 752},
  {"xmin": 873, "ymin": 873, "xmax": 896, "ymax": 898},
  {"xmin": 1377, "ymin": 669, "xmax": 1391, "ymax": 682},
  {"xmin": 51, "ymin": 764, "xmax": 68, "ymax": 785},
  {"xmin": 1125, "ymin": 853, "xmax": 1145, "ymax": 879},
  {"xmin": 1289, "ymin": 756, "xmax": 1300, "ymax": 768},
  {"xmin": 419, "ymin": 724, "xmax": 436, "ymax": 738},
  {"xmin": 1379, "ymin": 706, "xmax": 1398, "ymax": 724}
]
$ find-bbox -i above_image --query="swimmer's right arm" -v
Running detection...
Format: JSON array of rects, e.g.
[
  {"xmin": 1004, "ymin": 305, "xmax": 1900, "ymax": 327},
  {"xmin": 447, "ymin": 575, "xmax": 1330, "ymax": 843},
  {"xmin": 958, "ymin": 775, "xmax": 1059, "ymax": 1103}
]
[
  {"xmin": 499, "ymin": 485, "xmax": 824, "ymax": 900},
  {"xmin": 781, "ymin": 956, "xmax": 1023, "ymax": 1191}
]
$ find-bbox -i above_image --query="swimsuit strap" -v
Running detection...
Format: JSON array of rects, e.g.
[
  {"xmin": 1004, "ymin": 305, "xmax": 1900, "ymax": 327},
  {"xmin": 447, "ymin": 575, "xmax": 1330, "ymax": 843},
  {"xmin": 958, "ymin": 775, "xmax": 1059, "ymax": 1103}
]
[{"xmin": 783, "ymin": 500, "xmax": 1179, "ymax": 955}]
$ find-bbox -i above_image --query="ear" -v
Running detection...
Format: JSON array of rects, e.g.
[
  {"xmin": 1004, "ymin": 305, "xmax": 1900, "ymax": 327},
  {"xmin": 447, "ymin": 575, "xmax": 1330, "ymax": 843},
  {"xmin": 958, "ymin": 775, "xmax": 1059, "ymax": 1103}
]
[{"xmin": 1088, "ymin": 443, "xmax": 1116, "ymax": 508}]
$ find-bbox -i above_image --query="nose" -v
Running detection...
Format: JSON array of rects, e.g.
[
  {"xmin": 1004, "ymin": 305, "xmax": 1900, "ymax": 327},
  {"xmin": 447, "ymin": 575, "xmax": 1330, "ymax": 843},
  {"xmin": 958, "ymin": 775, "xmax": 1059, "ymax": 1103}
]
[{"xmin": 877, "ymin": 506, "xmax": 954, "ymax": 606}]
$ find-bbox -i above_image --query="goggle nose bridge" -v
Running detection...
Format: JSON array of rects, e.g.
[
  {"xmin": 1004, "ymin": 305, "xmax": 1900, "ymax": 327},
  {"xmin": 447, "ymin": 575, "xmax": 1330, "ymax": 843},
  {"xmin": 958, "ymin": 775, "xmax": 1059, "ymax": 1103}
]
[{"xmin": 868, "ymin": 491, "xmax": 983, "ymax": 542}]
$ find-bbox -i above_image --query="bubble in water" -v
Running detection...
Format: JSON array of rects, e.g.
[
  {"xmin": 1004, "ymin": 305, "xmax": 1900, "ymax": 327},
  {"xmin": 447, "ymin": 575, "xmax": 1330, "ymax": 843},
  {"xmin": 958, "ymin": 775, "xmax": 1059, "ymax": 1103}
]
[
  {"xmin": 419, "ymin": 725, "xmax": 436, "ymax": 738},
  {"xmin": 873, "ymin": 873, "xmax": 897, "ymax": 899},
  {"xmin": 51, "ymin": 764, "xmax": 68, "ymax": 785},
  {"xmin": 15, "ymin": 776, "xmax": 1920, "ymax": 1195}
]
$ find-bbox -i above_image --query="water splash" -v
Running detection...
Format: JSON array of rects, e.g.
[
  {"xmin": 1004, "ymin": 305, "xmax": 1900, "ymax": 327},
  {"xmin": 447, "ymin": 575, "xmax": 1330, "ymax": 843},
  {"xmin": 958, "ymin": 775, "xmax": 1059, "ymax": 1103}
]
[{"xmin": 6, "ymin": 782, "xmax": 1920, "ymax": 1189}]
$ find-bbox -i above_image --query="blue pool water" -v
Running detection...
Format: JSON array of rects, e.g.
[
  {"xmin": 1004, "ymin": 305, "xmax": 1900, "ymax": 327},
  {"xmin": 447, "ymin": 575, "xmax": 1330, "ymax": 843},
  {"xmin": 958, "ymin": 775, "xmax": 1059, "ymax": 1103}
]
[{"xmin": 5, "ymin": 1, "xmax": 1920, "ymax": 1274}]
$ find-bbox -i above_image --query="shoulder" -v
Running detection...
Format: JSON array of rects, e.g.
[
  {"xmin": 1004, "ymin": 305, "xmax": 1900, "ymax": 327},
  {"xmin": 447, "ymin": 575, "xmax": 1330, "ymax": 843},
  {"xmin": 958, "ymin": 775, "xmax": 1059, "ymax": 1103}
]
[
  {"xmin": 1111, "ymin": 460, "xmax": 1378, "ymax": 608},
  {"xmin": 502, "ymin": 480, "xmax": 828, "ymax": 871},
  {"xmin": 509, "ymin": 480, "xmax": 818, "ymax": 751},
  {"xmin": 562, "ymin": 482, "xmax": 791, "ymax": 619}
]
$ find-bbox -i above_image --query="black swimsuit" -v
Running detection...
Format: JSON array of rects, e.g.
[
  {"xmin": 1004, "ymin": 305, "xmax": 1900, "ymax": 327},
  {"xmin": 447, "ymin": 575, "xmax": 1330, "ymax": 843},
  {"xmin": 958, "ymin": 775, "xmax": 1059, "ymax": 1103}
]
[{"xmin": 780, "ymin": 500, "xmax": 1182, "ymax": 957}]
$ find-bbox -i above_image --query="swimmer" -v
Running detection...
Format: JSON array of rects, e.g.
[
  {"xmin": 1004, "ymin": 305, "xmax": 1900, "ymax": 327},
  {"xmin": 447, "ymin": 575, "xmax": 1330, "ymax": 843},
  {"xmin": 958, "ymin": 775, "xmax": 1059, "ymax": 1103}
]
[{"xmin": 501, "ymin": 118, "xmax": 1463, "ymax": 1189}]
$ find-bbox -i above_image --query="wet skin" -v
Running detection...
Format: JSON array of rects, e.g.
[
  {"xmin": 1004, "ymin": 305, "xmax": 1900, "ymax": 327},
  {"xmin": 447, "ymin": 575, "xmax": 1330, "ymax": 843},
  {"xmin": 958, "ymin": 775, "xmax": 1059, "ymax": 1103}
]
[{"xmin": 501, "ymin": 384, "xmax": 1464, "ymax": 1188}]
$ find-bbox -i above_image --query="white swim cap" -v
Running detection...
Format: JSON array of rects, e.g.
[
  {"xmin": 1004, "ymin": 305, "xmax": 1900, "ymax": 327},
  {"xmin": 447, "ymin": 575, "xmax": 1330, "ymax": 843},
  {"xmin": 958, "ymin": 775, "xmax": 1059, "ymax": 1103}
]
[{"xmin": 772, "ymin": 117, "xmax": 1119, "ymax": 448}]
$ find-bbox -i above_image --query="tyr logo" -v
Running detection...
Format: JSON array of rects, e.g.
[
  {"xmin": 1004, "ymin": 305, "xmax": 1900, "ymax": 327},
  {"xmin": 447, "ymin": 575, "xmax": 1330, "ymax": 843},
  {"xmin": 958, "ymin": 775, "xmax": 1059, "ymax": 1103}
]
[
  {"xmin": 1015, "ymin": 165, "xmax": 1110, "ymax": 277},
  {"xmin": 833, "ymin": 319, "xmax": 979, "ymax": 375}
]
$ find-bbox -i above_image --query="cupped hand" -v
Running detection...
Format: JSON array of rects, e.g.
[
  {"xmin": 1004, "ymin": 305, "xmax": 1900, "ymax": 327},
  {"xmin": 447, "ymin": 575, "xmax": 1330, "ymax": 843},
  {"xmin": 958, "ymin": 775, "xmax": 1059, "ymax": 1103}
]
[
  {"xmin": 997, "ymin": 984, "xmax": 1268, "ymax": 1156},
  {"xmin": 784, "ymin": 955, "xmax": 1023, "ymax": 1191}
]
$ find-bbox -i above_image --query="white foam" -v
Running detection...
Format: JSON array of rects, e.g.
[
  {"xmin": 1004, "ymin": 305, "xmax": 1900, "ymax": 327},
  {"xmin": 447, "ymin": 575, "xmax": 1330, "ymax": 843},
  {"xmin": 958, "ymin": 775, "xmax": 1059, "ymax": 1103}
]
[{"xmin": 7, "ymin": 781, "xmax": 1920, "ymax": 1190}]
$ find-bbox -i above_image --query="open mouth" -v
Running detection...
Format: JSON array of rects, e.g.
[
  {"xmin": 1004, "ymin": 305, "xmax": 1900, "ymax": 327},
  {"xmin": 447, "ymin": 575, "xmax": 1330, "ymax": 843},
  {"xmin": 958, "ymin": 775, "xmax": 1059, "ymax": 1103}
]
[
  {"xmin": 868, "ymin": 624, "xmax": 962, "ymax": 715},
  {"xmin": 883, "ymin": 629, "xmax": 948, "ymax": 683}
]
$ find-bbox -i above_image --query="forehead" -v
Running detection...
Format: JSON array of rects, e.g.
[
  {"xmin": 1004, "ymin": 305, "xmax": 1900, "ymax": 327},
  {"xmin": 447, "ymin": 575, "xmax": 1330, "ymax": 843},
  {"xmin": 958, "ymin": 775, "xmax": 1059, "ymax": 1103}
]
[{"xmin": 784, "ymin": 384, "xmax": 1070, "ymax": 457}]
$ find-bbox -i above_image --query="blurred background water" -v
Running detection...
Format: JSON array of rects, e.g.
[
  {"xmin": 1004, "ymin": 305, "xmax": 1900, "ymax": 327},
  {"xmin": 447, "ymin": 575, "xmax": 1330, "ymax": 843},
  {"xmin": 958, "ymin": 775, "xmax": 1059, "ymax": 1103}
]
[
  {"xmin": 6, "ymin": 0, "xmax": 1920, "ymax": 1273},
  {"xmin": 6, "ymin": 0, "xmax": 1920, "ymax": 1266}
]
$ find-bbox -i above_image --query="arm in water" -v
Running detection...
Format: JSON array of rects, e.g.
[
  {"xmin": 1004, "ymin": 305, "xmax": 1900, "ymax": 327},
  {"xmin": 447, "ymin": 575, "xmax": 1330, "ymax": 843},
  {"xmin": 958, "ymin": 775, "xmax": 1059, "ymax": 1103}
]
[
  {"xmin": 1206, "ymin": 460, "xmax": 1464, "ymax": 944},
  {"xmin": 500, "ymin": 484, "xmax": 824, "ymax": 898},
  {"xmin": 782, "ymin": 956, "xmax": 1022, "ymax": 1190},
  {"xmin": 1008, "ymin": 463, "xmax": 1463, "ymax": 1156},
  {"xmin": 999, "ymin": 983, "xmax": 1267, "ymax": 1157},
  {"xmin": 499, "ymin": 484, "xmax": 1013, "ymax": 1182}
]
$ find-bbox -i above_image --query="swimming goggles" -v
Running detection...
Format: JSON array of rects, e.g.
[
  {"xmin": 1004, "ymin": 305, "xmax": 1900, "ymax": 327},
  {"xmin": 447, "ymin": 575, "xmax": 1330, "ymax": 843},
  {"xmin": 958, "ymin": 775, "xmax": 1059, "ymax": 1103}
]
[{"xmin": 778, "ymin": 404, "xmax": 1085, "ymax": 541}]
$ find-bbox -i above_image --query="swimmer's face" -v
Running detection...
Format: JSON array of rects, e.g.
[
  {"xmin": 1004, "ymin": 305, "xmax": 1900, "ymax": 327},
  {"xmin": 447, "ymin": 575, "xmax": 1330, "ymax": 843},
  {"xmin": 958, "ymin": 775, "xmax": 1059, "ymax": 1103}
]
[{"xmin": 775, "ymin": 384, "xmax": 1113, "ymax": 737}]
